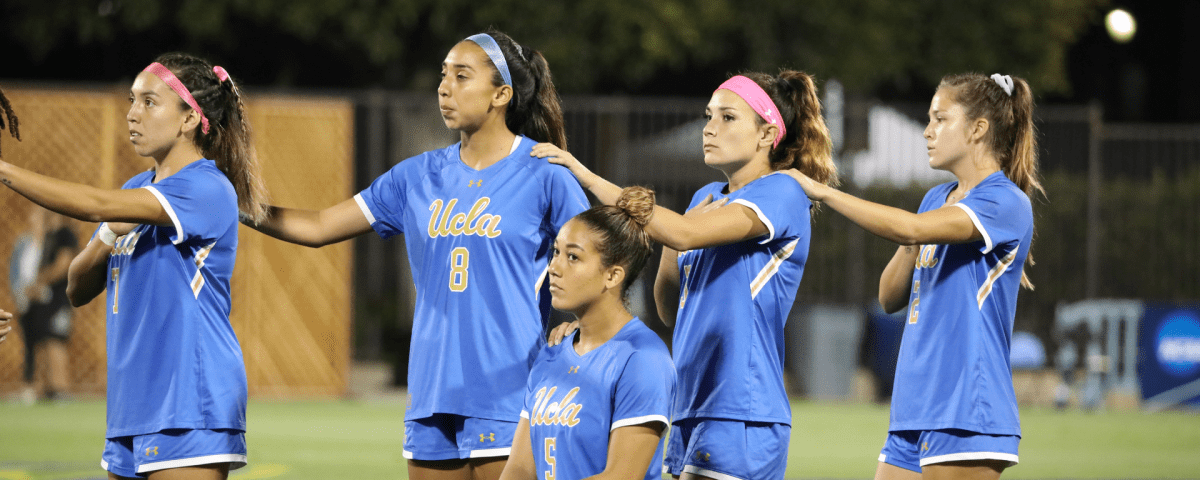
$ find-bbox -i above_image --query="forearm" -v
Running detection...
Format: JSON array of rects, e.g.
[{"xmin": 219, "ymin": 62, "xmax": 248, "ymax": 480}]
[
  {"xmin": 245, "ymin": 202, "xmax": 368, "ymax": 248},
  {"xmin": 573, "ymin": 170, "xmax": 623, "ymax": 206},
  {"xmin": 66, "ymin": 239, "xmax": 111, "ymax": 307},
  {"xmin": 879, "ymin": 245, "xmax": 918, "ymax": 314},
  {"xmin": 653, "ymin": 248, "xmax": 680, "ymax": 328},
  {"xmin": 822, "ymin": 189, "xmax": 926, "ymax": 245},
  {"xmin": 0, "ymin": 160, "xmax": 165, "ymax": 224}
]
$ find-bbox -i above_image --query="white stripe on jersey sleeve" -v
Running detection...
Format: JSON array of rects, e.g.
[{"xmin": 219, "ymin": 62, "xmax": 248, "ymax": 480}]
[
  {"xmin": 520, "ymin": 410, "xmax": 530, "ymax": 419},
  {"xmin": 750, "ymin": 239, "xmax": 799, "ymax": 299},
  {"xmin": 353, "ymin": 193, "xmax": 378, "ymax": 225},
  {"xmin": 952, "ymin": 203, "xmax": 994, "ymax": 253},
  {"xmin": 143, "ymin": 186, "xmax": 185, "ymax": 245},
  {"xmin": 610, "ymin": 414, "xmax": 670, "ymax": 431},
  {"xmin": 731, "ymin": 198, "xmax": 776, "ymax": 244}
]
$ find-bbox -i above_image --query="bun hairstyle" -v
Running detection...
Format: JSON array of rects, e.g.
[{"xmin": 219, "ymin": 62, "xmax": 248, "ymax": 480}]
[
  {"xmin": 939, "ymin": 72, "xmax": 1044, "ymax": 289},
  {"xmin": 151, "ymin": 52, "xmax": 269, "ymax": 223},
  {"xmin": 574, "ymin": 186, "xmax": 657, "ymax": 298},
  {"xmin": 477, "ymin": 29, "xmax": 567, "ymax": 149},
  {"xmin": 739, "ymin": 71, "xmax": 839, "ymax": 187}
]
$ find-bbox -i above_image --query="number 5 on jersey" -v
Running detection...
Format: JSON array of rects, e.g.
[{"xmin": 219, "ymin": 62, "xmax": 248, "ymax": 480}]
[{"xmin": 449, "ymin": 247, "xmax": 470, "ymax": 292}]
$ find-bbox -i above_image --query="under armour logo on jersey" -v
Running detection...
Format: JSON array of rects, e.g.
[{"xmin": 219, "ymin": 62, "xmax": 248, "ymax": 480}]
[
  {"xmin": 568, "ymin": 366, "xmax": 580, "ymax": 374},
  {"xmin": 921, "ymin": 441, "xmax": 929, "ymax": 452},
  {"xmin": 145, "ymin": 446, "xmax": 159, "ymax": 457},
  {"xmin": 468, "ymin": 179, "xmax": 483, "ymax": 188},
  {"xmin": 480, "ymin": 432, "xmax": 495, "ymax": 442},
  {"xmin": 695, "ymin": 451, "xmax": 710, "ymax": 462}
]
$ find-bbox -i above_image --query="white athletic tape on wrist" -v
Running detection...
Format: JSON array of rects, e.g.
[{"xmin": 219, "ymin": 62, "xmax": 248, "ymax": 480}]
[{"xmin": 97, "ymin": 223, "xmax": 118, "ymax": 246}]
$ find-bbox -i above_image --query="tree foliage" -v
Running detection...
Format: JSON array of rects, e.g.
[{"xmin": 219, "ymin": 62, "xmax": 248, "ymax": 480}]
[{"xmin": 3, "ymin": 0, "xmax": 1105, "ymax": 94}]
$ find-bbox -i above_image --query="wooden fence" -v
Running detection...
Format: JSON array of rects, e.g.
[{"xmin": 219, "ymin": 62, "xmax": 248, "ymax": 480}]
[{"xmin": 0, "ymin": 85, "xmax": 354, "ymax": 398}]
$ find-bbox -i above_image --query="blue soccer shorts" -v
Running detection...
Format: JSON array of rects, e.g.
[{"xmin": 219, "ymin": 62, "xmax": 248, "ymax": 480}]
[
  {"xmin": 879, "ymin": 429, "xmax": 1020, "ymax": 473},
  {"xmin": 664, "ymin": 418, "xmax": 790, "ymax": 480},
  {"xmin": 404, "ymin": 414, "xmax": 517, "ymax": 461},
  {"xmin": 101, "ymin": 428, "xmax": 247, "ymax": 478}
]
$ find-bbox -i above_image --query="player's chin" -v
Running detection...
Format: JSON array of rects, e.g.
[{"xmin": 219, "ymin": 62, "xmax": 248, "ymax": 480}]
[{"xmin": 549, "ymin": 294, "xmax": 577, "ymax": 313}]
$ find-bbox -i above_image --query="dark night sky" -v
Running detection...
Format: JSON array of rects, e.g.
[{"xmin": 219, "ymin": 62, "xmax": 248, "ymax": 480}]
[{"xmin": 4, "ymin": 1, "xmax": 1198, "ymax": 123}]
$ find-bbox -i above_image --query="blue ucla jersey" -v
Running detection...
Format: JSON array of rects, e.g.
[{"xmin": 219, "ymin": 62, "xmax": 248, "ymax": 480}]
[
  {"xmin": 105, "ymin": 160, "xmax": 246, "ymax": 438},
  {"xmin": 673, "ymin": 172, "xmax": 810, "ymax": 424},
  {"xmin": 355, "ymin": 136, "xmax": 589, "ymax": 421},
  {"xmin": 890, "ymin": 171, "xmax": 1032, "ymax": 436},
  {"xmin": 521, "ymin": 318, "xmax": 675, "ymax": 480}
]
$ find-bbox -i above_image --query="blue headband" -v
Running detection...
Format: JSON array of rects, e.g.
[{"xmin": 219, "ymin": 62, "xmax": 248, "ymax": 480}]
[{"xmin": 466, "ymin": 33, "xmax": 512, "ymax": 86}]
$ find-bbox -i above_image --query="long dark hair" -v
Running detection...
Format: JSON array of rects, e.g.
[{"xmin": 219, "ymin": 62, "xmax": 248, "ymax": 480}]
[
  {"xmin": 939, "ymin": 72, "xmax": 1043, "ymax": 289},
  {"xmin": 475, "ymin": 29, "xmax": 568, "ymax": 149},
  {"xmin": 152, "ymin": 52, "xmax": 269, "ymax": 223}
]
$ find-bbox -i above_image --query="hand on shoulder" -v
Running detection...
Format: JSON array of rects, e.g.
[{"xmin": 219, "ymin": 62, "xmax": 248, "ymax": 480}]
[
  {"xmin": 530, "ymin": 143, "xmax": 594, "ymax": 186},
  {"xmin": 780, "ymin": 168, "xmax": 830, "ymax": 201}
]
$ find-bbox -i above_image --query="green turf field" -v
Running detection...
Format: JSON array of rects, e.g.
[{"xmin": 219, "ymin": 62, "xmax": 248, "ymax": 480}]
[{"xmin": 2, "ymin": 399, "xmax": 1198, "ymax": 479}]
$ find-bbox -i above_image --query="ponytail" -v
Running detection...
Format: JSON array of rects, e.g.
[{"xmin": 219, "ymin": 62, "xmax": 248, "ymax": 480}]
[
  {"xmin": 478, "ymin": 29, "xmax": 568, "ymax": 149},
  {"xmin": 574, "ymin": 186, "xmax": 657, "ymax": 300},
  {"xmin": 740, "ymin": 71, "xmax": 838, "ymax": 187},
  {"xmin": 152, "ymin": 53, "xmax": 270, "ymax": 223},
  {"xmin": 939, "ymin": 72, "xmax": 1044, "ymax": 289}
]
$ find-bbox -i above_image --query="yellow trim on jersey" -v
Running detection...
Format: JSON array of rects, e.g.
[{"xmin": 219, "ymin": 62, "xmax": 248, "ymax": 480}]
[
  {"xmin": 976, "ymin": 246, "xmax": 1018, "ymax": 308},
  {"xmin": 190, "ymin": 242, "xmax": 216, "ymax": 298},
  {"xmin": 750, "ymin": 239, "xmax": 799, "ymax": 299}
]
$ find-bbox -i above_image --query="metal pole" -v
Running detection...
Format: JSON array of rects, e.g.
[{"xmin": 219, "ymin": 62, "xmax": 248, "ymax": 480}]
[{"xmin": 1085, "ymin": 101, "xmax": 1103, "ymax": 299}]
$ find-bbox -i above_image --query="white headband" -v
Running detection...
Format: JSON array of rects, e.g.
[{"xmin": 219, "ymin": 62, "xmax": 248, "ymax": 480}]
[{"xmin": 990, "ymin": 73, "xmax": 1014, "ymax": 96}]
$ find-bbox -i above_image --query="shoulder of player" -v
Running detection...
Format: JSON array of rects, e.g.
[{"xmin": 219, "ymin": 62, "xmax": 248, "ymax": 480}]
[
  {"xmin": 121, "ymin": 169, "xmax": 157, "ymax": 189},
  {"xmin": 617, "ymin": 321, "xmax": 672, "ymax": 360},
  {"xmin": 973, "ymin": 174, "xmax": 1032, "ymax": 207},
  {"xmin": 171, "ymin": 161, "xmax": 236, "ymax": 194},
  {"xmin": 740, "ymin": 172, "xmax": 809, "ymax": 202}
]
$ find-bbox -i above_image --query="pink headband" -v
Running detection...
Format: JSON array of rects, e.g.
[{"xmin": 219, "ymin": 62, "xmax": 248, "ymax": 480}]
[
  {"xmin": 142, "ymin": 62, "xmax": 232, "ymax": 134},
  {"xmin": 716, "ymin": 75, "xmax": 787, "ymax": 149}
]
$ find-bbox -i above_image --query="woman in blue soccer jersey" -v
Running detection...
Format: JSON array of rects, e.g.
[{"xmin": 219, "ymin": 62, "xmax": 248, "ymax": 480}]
[
  {"xmin": 499, "ymin": 186, "xmax": 675, "ymax": 480},
  {"xmin": 535, "ymin": 70, "xmax": 838, "ymax": 480},
  {"xmin": 241, "ymin": 30, "xmax": 588, "ymax": 480},
  {"xmin": 0, "ymin": 53, "xmax": 268, "ymax": 479},
  {"xmin": 784, "ymin": 73, "xmax": 1042, "ymax": 480}
]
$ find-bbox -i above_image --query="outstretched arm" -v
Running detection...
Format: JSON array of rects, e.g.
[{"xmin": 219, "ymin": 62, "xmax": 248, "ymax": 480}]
[
  {"xmin": 780, "ymin": 169, "xmax": 982, "ymax": 246},
  {"xmin": 0, "ymin": 160, "xmax": 170, "ymax": 225},
  {"xmin": 243, "ymin": 197, "xmax": 372, "ymax": 248},
  {"xmin": 532, "ymin": 144, "xmax": 767, "ymax": 251}
]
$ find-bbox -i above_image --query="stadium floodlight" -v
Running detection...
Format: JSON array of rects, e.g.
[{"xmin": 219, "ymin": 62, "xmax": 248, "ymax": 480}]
[{"xmin": 1106, "ymin": 8, "xmax": 1137, "ymax": 44}]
